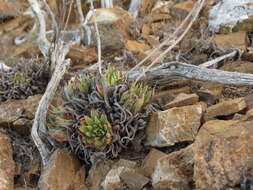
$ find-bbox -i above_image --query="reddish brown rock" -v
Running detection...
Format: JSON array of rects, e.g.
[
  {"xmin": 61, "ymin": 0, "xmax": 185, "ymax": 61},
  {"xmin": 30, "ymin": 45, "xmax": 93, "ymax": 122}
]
[
  {"xmin": 204, "ymin": 98, "xmax": 247, "ymax": 121},
  {"xmin": 120, "ymin": 169, "xmax": 149, "ymax": 190},
  {"xmin": 194, "ymin": 120, "xmax": 253, "ymax": 190},
  {"xmin": 67, "ymin": 45, "xmax": 97, "ymax": 65},
  {"xmin": 152, "ymin": 145, "xmax": 194, "ymax": 190},
  {"xmin": 220, "ymin": 61, "xmax": 253, "ymax": 74},
  {"xmin": 39, "ymin": 148, "xmax": 86, "ymax": 190},
  {"xmin": 170, "ymin": 0, "xmax": 194, "ymax": 20},
  {"xmin": 213, "ymin": 32, "xmax": 245, "ymax": 49},
  {"xmin": 0, "ymin": 94, "xmax": 42, "ymax": 125},
  {"xmin": 84, "ymin": 8, "xmax": 135, "ymax": 51},
  {"xmin": 125, "ymin": 40, "xmax": 150, "ymax": 53},
  {"xmin": 140, "ymin": 0, "xmax": 156, "ymax": 17},
  {"xmin": 141, "ymin": 149, "xmax": 167, "ymax": 177},
  {"xmin": 145, "ymin": 103, "xmax": 205, "ymax": 147},
  {"xmin": 163, "ymin": 93, "xmax": 199, "ymax": 109},
  {"xmin": 102, "ymin": 159, "xmax": 136, "ymax": 190},
  {"xmin": 0, "ymin": 132, "xmax": 15, "ymax": 190},
  {"xmin": 87, "ymin": 160, "xmax": 114, "ymax": 190}
]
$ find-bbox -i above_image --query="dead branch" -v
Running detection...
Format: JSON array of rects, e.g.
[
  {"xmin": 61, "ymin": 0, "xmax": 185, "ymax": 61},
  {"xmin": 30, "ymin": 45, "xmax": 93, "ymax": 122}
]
[
  {"xmin": 133, "ymin": 0, "xmax": 206, "ymax": 83},
  {"xmin": 27, "ymin": 0, "xmax": 51, "ymax": 56},
  {"xmin": 31, "ymin": 41, "xmax": 70, "ymax": 166},
  {"xmin": 126, "ymin": 62, "xmax": 253, "ymax": 86},
  {"xmin": 199, "ymin": 50, "xmax": 238, "ymax": 68}
]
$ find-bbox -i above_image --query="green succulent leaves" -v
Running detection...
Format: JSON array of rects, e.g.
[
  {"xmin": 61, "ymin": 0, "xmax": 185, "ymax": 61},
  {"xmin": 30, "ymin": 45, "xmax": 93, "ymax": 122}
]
[
  {"xmin": 122, "ymin": 83, "xmax": 153, "ymax": 113},
  {"xmin": 105, "ymin": 67, "xmax": 124, "ymax": 86},
  {"xmin": 67, "ymin": 74, "xmax": 90, "ymax": 95},
  {"xmin": 13, "ymin": 71, "xmax": 28, "ymax": 86},
  {"xmin": 79, "ymin": 110, "xmax": 113, "ymax": 149},
  {"xmin": 47, "ymin": 105, "xmax": 73, "ymax": 142}
]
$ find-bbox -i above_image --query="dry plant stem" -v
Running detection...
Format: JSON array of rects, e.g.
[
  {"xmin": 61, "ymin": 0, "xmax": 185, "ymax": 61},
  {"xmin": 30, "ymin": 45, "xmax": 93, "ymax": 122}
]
[
  {"xmin": 31, "ymin": 42, "xmax": 70, "ymax": 166},
  {"xmin": 130, "ymin": 0, "xmax": 196, "ymax": 72},
  {"xmin": 63, "ymin": 0, "xmax": 74, "ymax": 32},
  {"xmin": 27, "ymin": 0, "xmax": 50, "ymax": 56},
  {"xmin": 42, "ymin": 0, "xmax": 58, "ymax": 34},
  {"xmin": 134, "ymin": 0, "xmax": 206, "ymax": 83},
  {"xmin": 126, "ymin": 62, "xmax": 253, "ymax": 86},
  {"xmin": 90, "ymin": 1, "xmax": 102, "ymax": 75},
  {"xmin": 199, "ymin": 50, "xmax": 238, "ymax": 68}
]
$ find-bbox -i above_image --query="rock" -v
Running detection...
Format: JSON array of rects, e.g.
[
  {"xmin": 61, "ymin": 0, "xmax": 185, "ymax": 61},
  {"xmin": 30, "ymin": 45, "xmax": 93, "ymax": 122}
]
[
  {"xmin": 197, "ymin": 84, "xmax": 223, "ymax": 101},
  {"xmin": 245, "ymin": 108, "xmax": 253, "ymax": 120},
  {"xmin": 245, "ymin": 94, "xmax": 253, "ymax": 110},
  {"xmin": 125, "ymin": 40, "xmax": 150, "ymax": 53},
  {"xmin": 140, "ymin": 0, "xmax": 156, "ymax": 17},
  {"xmin": 163, "ymin": 93, "xmax": 199, "ymax": 109},
  {"xmin": 204, "ymin": 97, "xmax": 247, "ymax": 121},
  {"xmin": 0, "ymin": 95, "xmax": 42, "ymax": 132},
  {"xmin": 120, "ymin": 169, "xmax": 150, "ymax": 190},
  {"xmin": 194, "ymin": 120, "xmax": 253, "ymax": 190},
  {"xmin": 152, "ymin": 86, "xmax": 191, "ymax": 107},
  {"xmin": 67, "ymin": 45, "xmax": 97, "ymax": 66},
  {"xmin": 0, "ymin": 0, "xmax": 19, "ymax": 19},
  {"xmin": 39, "ymin": 148, "xmax": 86, "ymax": 190},
  {"xmin": 83, "ymin": 8, "xmax": 135, "ymax": 51},
  {"xmin": 220, "ymin": 61, "xmax": 253, "ymax": 74},
  {"xmin": 170, "ymin": 0, "xmax": 194, "ymax": 20},
  {"xmin": 213, "ymin": 32, "xmax": 245, "ymax": 49},
  {"xmin": 0, "ymin": 132, "xmax": 15, "ymax": 190},
  {"xmin": 141, "ymin": 149, "xmax": 167, "ymax": 177},
  {"xmin": 145, "ymin": 103, "xmax": 205, "ymax": 147},
  {"xmin": 15, "ymin": 188, "xmax": 38, "ymax": 190},
  {"xmin": 87, "ymin": 160, "xmax": 114, "ymax": 190},
  {"xmin": 152, "ymin": 145, "xmax": 194, "ymax": 190},
  {"xmin": 141, "ymin": 34, "xmax": 160, "ymax": 47},
  {"xmin": 209, "ymin": 0, "xmax": 253, "ymax": 33},
  {"xmin": 102, "ymin": 159, "xmax": 136, "ymax": 190}
]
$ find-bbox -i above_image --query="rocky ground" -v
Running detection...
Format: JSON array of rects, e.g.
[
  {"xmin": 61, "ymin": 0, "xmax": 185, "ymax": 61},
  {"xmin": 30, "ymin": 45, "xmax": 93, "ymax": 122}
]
[{"xmin": 1, "ymin": 0, "xmax": 253, "ymax": 190}]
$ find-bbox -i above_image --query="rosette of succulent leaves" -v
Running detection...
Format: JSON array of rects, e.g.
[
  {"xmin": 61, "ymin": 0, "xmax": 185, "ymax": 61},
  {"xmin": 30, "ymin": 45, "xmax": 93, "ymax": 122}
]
[
  {"xmin": 47, "ymin": 67, "xmax": 154, "ymax": 164},
  {"xmin": 0, "ymin": 58, "xmax": 50, "ymax": 102}
]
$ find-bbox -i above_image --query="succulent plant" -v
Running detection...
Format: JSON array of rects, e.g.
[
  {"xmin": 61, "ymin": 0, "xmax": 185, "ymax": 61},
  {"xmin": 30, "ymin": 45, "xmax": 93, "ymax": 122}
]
[
  {"xmin": 67, "ymin": 75, "xmax": 90, "ymax": 93},
  {"xmin": 47, "ymin": 105, "xmax": 74, "ymax": 142},
  {"xmin": 48, "ymin": 68, "xmax": 154, "ymax": 164},
  {"xmin": 79, "ymin": 110, "xmax": 113, "ymax": 149},
  {"xmin": 104, "ymin": 67, "xmax": 124, "ymax": 86},
  {"xmin": 13, "ymin": 71, "xmax": 29, "ymax": 86},
  {"xmin": 121, "ymin": 83, "xmax": 153, "ymax": 113},
  {"xmin": 0, "ymin": 58, "xmax": 49, "ymax": 102}
]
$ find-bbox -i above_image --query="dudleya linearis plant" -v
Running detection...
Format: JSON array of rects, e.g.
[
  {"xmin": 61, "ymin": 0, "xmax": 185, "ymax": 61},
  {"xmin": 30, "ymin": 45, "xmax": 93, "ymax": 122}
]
[
  {"xmin": 79, "ymin": 110, "xmax": 113, "ymax": 149},
  {"xmin": 47, "ymin": 66, "xmax": 154, "ymax": 163}
]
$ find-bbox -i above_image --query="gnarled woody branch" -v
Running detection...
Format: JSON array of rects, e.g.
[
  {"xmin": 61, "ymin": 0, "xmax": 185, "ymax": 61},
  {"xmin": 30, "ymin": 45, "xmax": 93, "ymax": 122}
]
[
  {"xmin": 31, "ymin": 42, "xmax": 70, "ymax": 166},
  {"xmin": 126, "ymin": 62, "xmax": 253, "ymax": 86}
]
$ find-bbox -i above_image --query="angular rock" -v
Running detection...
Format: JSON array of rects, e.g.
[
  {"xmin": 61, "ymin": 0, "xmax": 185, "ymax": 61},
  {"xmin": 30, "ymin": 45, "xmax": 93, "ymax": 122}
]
[
  {"xmin": 125, "ymin": 40, "xmax": 150, "ymax": 53},
  {"xmin": 194, "ymin": 120, "xmax": 253, "ymax": 190},
  {"xmin": 0, "ymin": 94, "xmax": 42, "ymax": 125},
  {"xmin": 120, "ymin": 169, "xmax": 149, "ymax": 190},
  {"xmin": 204, "ymin": 97, "xmax": 247, "ymax": 121},
  {"xmin": 163, "ymin": 93, "xmax": 199, "ymax": 109},
  {"xmin": 220, "ymin": 61, "xmax": 253, "ymax": 74},
  {"xmin": 87, "ymin": 160, "xmax": 114, "ymax": 190},
  {"xmin": 145, "ymin": 103, "xmax": 205, "ymax": 147},
  {"xmin": 83, "ymin": 8, "xmax": 135, "ymax": 51},
  {"xmin": 245, "ymin": 108, "xmax": 253, "ymax": 120},
  {"xmin": 0, "ymin": 0, "xmax": 19, "ymax": 19},
  {"xmin": 0, "ymin": 132, "xmax": 14, "ymax": 190},
  {"xmin": 152, "ymin": 145, "xmax": 194, "ymax": 190},
  {"xmin": 152, "ymin": 87, "xmax": 191, "ymax": 107},
  {"xmin": 102, "ymin": 159, "xmax": 136, "ymax": 190},
  {"xmin": 140, "ymin": 0, "xmax": 156, "ymax": 17},
  {"xmin": 170, "ymin": 0, "xmax": 194, "ymax": 20},
  {"xmin": 213, "ymin": 32, "xmax": 245, "ymax": 49},
  {"xmin": 209, "ymin": 0, "xmax": 253, "ymax": 33},
  {"xmin": 39, "ymin": 148, "xmax": 86, "ymax": 190},
  {"xmin": 67, "ymin": 45, "xmax": 97, "ymax": 66},
  {"xmin": 141, "ymin": 149, "xmax": 167, "ymax": 177}
]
